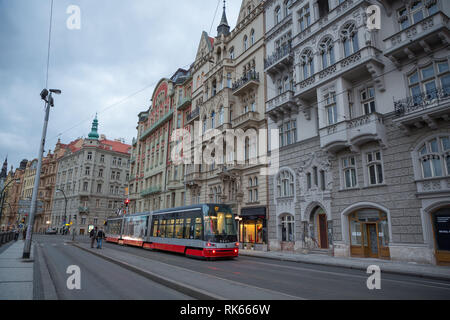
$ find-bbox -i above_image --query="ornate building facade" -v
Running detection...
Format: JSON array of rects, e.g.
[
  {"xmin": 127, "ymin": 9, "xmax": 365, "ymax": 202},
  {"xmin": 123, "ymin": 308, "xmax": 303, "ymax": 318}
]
[
  {"xmin": 51, "ymin": 117, "xmax": 131, "ymax": 235},
  {"xmin": 266, "ymin": 0, "xmax": 450, "ymax": 265}
]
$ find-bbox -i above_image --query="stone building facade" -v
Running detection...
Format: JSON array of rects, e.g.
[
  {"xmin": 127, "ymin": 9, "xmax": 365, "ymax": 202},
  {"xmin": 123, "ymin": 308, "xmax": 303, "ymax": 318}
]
[
  {"xmin": 266, "ymin": 0, "xmax": 450, "ymax": 265},
  {"xmin": 51, "ymin": 117, "xmax": 131, "ymax": 235}
]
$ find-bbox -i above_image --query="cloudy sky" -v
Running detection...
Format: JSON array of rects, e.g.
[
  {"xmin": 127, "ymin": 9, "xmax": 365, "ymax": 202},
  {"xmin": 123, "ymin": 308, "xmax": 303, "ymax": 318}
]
[{"xmin": 0, "ymin": 0, "xmax": 242, "ymax": 171}]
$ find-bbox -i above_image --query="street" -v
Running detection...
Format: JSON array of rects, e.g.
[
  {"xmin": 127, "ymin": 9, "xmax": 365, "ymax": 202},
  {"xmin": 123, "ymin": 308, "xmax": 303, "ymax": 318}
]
[{"xmin": 33, "ymin": 235, "xmax": 450, "ymax": 300}]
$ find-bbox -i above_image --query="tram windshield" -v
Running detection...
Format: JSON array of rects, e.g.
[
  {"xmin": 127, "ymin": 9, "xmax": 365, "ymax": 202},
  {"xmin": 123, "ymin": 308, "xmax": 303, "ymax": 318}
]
[{"xmin": 204, "ymin": 205, "xmax": 237, "ymax": 243}]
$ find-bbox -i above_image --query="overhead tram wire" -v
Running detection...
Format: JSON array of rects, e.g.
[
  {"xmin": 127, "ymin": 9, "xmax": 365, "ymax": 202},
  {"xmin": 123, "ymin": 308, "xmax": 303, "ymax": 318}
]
[
  {"xmin": 45, "ymin": 0, "xmax": 54, "ymax": 90},
  {"xmin": 209, "ymin": 0, "xmax": 222, "ymax": 35}
]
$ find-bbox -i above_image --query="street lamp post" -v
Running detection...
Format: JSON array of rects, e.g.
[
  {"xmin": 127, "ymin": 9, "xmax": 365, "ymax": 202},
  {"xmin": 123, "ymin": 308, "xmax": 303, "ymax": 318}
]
[
  {"xmin": 23, "ymin": 89, "xmax": 61, "ymax": 259},
  {"xmin": 56, "ymin": 189, "xmax": 67, "ymax": 235}
]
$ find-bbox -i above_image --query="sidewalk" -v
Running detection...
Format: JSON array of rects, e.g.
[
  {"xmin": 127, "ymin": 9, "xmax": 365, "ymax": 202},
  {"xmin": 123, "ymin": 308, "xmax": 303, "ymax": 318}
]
[
  {"xmin": 239, "ymin": 249, "xmax": 450, "ymax": 281},
  {"xmin": 0, "ymin": 241, "xmax": 34, "ymax": 300}
]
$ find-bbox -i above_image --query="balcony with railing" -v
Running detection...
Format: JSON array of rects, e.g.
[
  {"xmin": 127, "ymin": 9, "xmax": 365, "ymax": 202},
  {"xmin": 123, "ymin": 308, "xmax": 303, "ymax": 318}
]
[
  {"xmin": 266, "ymin": 90, "xmax": 298, "ymax": 121},
  {"xmin": 186, "ymin": 106, "xmax": 200, "ymax": 124},
  {"xmin": 232, "ymin": 71, "xmax": 260, "ymax": 96},
  {"xmin": 394, "ymin": 85, "xmax": 450, "ymax": 131},
  {"xmin": 231, "ymin": 111, "xmax": 261, "ymax": 129},
  {"xmin": 319, "ymin": 112, "xmax": 387, "ymax": 153},
  {"xmin": 177, "ymin": 95, "xmax": 192, "ymax": 111},
  {"xmin": 140, "ymin": 186, "xmax": 162, "ymax": 197},
  {"xmin": 384, "ymin": 11, "xmax": 449, "ymax": 66},
  {"xmin": 264, "ymin": 43, "xmax": 294, "ymax": 76},
  {"xmin": 78, "ymin": 207, "xmax": 89, "ymax": 214},
  {"xmin": 139, "ymin": 109, "xmax": 174, "ymax": 141}
]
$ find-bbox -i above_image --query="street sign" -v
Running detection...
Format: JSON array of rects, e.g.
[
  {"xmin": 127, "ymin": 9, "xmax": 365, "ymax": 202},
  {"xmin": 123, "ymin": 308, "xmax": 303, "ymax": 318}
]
[{"xmin": 18, "ymin": 199, "xmax": 43, "ymax": 214}]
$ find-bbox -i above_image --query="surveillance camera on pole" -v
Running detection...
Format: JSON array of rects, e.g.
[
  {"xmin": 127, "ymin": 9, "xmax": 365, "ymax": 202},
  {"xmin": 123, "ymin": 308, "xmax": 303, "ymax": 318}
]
[{"xmin": 22, "ymin": 88, "xmax": 61, "ymax": 259}]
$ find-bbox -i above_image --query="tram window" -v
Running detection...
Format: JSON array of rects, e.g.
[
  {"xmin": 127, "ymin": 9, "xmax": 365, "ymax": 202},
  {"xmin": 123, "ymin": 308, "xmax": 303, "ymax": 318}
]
[
  {"xmin": 175, "ymin": 219, "xmax": 184, "ymax": 239},
  {"xmin": 167, "ymin": 219, "xmax": 175, "ymax": 238},
  {"xmin": 194, "ymin": 217, "xmax": 203, "ymax": 240},
  {"xmin": 184, "ymin": 218, "xmax": 191, "ymax": 239},
  {"xmin": 152, "ymin": 219, "xmax": 159, "ymax": 237},
  {"xmin": 160, "ymin": 219, "xmax": 166, "ymax": 238}
]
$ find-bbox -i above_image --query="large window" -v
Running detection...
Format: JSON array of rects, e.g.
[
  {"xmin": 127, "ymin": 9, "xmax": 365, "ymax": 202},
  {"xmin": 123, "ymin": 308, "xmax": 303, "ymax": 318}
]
[
  {"xmin": 319, "ymin": 37, "xmax": 335, "ymax": 69},
  {"xmin": 279, "ymin": 120, "xmax": 297, "ymax": 147},
  {"xmin": 419, "ymin": 136, "xmax": 450, "ymax": 178},
  {"xmin": 324, "ymin": 92, "xmax": 338, "ymax": 125},
  {"xmin": 397, "ymin": 1, "xmax": 438, "ymax": 30},
  {"xmin": 298, "ymin": 4, "xmax": 311, "ymax": 32},
  {"xmin": 366, "ymin": 150, "xmax": 384, "ymax": 185},
  {"xmin": 342, "ymin": 156, "xmax": 357, "ymax": 189},
  {"xmin": 281, "ymin": 215, "xmax": 294, "ymax": 242},
  {"xmin": 361, "ymin": 87, "xmax": 376, "ymax": 115},
  {"xmin": 275, "ymin": 6, "xmax": 281, "ymax": 24},
  {"xmin": 408, "ymin": 61, "xmax": 450, "ymax": 101},
  {"xmin": 301, "ymin": 49, "xmax": 314, "ymax": 80},
  {"xmin": 277, "ymin": 170, "xmax": 295, "ymax": 198},
  {"xmin": 341, "ymin": 22, "xmax": 359, "ymax": 57}
]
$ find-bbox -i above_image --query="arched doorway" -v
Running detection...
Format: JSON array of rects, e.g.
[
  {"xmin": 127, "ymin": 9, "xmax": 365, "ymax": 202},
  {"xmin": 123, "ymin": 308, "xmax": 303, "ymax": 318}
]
[
  {"xmin": 348, "ymin": 208, "xmax": 390, "ymax": 259},
  {"xmin": 309, "ymin": 207, "xmax": 329, "ymax": 249},
  {"xmin": 431, "ymin": 207, "xmax": 450, "ymax": 266}
]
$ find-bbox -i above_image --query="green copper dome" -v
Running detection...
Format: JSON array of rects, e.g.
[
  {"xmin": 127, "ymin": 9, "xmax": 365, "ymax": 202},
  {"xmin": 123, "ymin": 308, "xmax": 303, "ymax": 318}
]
[{"xmin": 88, "ymin": 114, "xmax": 99, "ymax": 140}]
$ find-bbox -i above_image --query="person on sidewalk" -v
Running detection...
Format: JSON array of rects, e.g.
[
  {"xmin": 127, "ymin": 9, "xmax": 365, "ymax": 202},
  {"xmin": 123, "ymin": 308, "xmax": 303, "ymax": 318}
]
[
  {"xmin": 89, "ymin": 227, "xmax": 97, "ymax": 248},
  {"xmin": 14, "ymin": 228, "xmax": 19, "ymax": 241},
  {"xmin": 96, "ymin": 228, "xmax": 105, "ymax": 249}
]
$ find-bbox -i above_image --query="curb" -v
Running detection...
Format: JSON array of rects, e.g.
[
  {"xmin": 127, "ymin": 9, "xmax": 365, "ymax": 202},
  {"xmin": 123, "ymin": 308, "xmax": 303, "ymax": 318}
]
[
  {"xmin": 239, "ymin": 252, "xmax": 450, "ymax": 282},
  {"xmin": 71, "ymin": 243, "xmax": 224, "ymax": 300}
]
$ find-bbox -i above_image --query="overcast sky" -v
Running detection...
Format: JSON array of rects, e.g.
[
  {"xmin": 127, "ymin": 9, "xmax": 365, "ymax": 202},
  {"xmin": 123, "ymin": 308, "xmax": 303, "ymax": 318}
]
[{"xmin": 0, "ymin": 0, "xmax": 241, "ymax": 171}]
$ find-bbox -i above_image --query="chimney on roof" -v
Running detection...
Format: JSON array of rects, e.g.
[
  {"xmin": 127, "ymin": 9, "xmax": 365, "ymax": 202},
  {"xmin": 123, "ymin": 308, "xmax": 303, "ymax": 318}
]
[{"xmin": 100, "ymin": 134, "xmax": 106, "ymax": 140}]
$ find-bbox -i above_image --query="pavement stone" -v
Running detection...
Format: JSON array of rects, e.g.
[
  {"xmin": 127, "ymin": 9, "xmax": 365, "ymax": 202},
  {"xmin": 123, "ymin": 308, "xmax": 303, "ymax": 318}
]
[
  {"xmin": 0, "ymin": 241, "xmax": 34, "ymax": 300},
  {"xmin": 238, "ymin": 249, "xmax": 450, "ymax": 281}
]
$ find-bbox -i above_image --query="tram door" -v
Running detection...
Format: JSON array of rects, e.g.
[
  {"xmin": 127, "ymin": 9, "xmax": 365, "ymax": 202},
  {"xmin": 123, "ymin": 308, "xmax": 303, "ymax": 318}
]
[{"xmin": 364, "ymin": 223, "xmax": 379, "ymax": 258}]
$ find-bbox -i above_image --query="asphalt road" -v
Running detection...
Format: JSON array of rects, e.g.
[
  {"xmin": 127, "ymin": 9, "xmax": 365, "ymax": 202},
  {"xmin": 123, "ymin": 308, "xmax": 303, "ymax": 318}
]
[
  {"xmin": 35, "ymin": 235, "xmax": 450, "ymax": 300},
  {"xmin": 33, "ymin": 234, "xmax": 191, "ymax": 300}
]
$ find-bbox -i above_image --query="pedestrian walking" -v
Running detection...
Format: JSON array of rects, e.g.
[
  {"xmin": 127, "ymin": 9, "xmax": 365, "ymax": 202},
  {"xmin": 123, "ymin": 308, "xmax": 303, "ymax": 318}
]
[
  {"xmin": 22, "ymin": 227, "xmax": 27, "ymax": 240},
  {"xmin": 96, "ymin": 228, "xmax": 105, "ymax": 249},
  {"xmin": 14, "ymin": 229, "xmax": 19, "ymax": 241},
  {"xmin": 90, "ymin": 227, "xmax": 97, "ymax": 248}
]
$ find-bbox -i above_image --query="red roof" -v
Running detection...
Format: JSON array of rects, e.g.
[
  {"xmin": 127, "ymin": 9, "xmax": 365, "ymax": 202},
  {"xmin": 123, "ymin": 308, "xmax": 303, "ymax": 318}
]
[{"xmin": 99, "ymin": 139, "xmax": 131, "ymax": 155}]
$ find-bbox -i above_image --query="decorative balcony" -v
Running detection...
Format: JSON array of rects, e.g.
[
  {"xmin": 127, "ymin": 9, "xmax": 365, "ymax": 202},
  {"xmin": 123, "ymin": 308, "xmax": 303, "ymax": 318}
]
[
  {"xmin": 139, "ymin": 110, "xmax": 174, "ymax": 141},
  {"xmin": 185, "ymin": 171, "xmax": 202, "ymax": 186},
  {"xmin": 140, "ymin": 186, "xmax": 162, "ymax": 197},
  {"xmin": 186, "ymin": 107, "xmax": 200, "ymax": 124},
  {"xmin": 264, "ymin": 43, "xmax": 294, "ymax": 77},
  {"xmin": 319, "ymin": 112, "xmax": 387, "ymax": 153},
  {"xmin": 232, "ymin": 71, "xmax": 260, "ymax": 96},
  {"xmin": 266, "ymin": 90, "xmax": 298, "ymax": 121},
  {"xmin": 393, "ymin": 85, "xmax": 450, "ymax": 133},
  {"xmin": 384, "ymin": 12, "xmax": 449, "ymax": 66},
  {"xmin": 177, "ymin": 96, "xmax": 192, "ymax": 111},
  {"xmin": 231, "ymin": 111, "xmax": 261, "ymax": 129},
  {"xmin": 78, "ymin": 207, "xmax": 89, "ymax": 214}
]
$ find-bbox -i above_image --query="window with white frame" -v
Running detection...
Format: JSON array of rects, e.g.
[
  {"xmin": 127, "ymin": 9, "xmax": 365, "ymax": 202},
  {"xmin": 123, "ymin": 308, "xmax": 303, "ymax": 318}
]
[
  {"xmin": 319, "ymin": 37, "xmax": 335, "ymax": 69},
  {"xmin": 324, "ymin": 92, "xmax": 338, "ymax": 125},
  {"xmin": 277, "ymin": 170, "xmax": 295, "ymax": 197},
  {"xmin": 361, "ymin": 86, "xmax": 376, "ymax": 115},
  {"xmin": 301, "ymin": 49, "xmax": 314, "ymax": 80},
  {"xmin": 248, "ymin": 177, "xmax": 259, "ymax": 203},
  {"xmin": 275, "ymin": 6, "xmax": 281, "ymax": 24},
  {"xmin": 408, "ymin": 60, "xmax": 450, "ymax": 101},
  {"xmin": 341, "ymin": 22, "xmax": 359, "ymax": 57},
  {"xmin": 342, "ymin": 156, "xmax": 357, "ymax": 188},
  {"xmin": 298, "ymin": 4, "xmax": 311, "ymax": 32},
  {"xmin": 419, "ymin": 136, "xmax": 450, "ymax": 178},
  {"xmin": 366, "ymin": 150, "xmax": 384, "ymax": 185},
  {"xmin": 397, "ymin": 1, "xmax": 438, "ymax": 31},
  {"xmin": 279, "ymin": 120, "xmax": 297, "ymax": 147}
]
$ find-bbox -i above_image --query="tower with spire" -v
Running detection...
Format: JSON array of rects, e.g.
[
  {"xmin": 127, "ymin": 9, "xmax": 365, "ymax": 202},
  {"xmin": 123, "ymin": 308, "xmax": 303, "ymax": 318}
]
[
  {"xmin": 0, "ymin": 157, "xmax": 7, "ymax": 180},
  {"xmin": 88, "ymin": 114, "xmax": 100, "ymax": 140},
  {"xmin": 217, "ymin": 0, "xmax": 230, "ymax": 37}
]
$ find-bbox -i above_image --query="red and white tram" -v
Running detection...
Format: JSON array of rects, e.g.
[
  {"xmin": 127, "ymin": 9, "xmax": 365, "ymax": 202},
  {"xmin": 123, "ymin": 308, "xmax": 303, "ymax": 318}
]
[{"xmin": 105, "ymin": 204, "xmax": 239, "ymax": 259}]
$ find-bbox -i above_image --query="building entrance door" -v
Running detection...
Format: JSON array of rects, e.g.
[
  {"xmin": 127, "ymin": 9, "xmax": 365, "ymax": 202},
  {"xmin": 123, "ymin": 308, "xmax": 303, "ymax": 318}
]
[
  {"xmin": 318, "ymin": 214, "xmax": 328, "ymax": 249},
  {"xmin": 364, "ymin": 223, "xmax": 379, "ymax": 258}
]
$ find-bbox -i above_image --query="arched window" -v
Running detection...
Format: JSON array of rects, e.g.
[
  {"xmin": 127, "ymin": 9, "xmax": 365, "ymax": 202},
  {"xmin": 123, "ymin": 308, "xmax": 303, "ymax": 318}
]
[
  {"xmin": 418, "ymin": 136, "xmax": 450, "ymax": 178},
  {"xmin": 243, "ymin": 35, "xmax": 248, "ymax": 51},
  {"xmin": 275, "ymin": 6, "xmax": 281, "ymax": 24},
  {"xmin": 277, "ymin": 170, "xmax": 295, "ymax": 197},
  {"xmin": 250, "ymin": 29, "xmax": 255, "ymax": 46},
  {"xmin": 301, "ymin": 49, "xmax": 315, "ymax": 79},
  {"xmin": 341, "ymin": 22, "xmax": 359, "ymax": 57},
  {"xmin": 202, "ymin": 116, "xmax": 207, "ymax": 133},
  {"xmin": 229, "ymin": 47, "xmax": 235, "ymax": 59},
  {"xmin": 284, "ymin": 76, "xmax": 290, "ymax": 92},
  {"xmin": 319, "ymin": 37, "xmax": 335, "ymax": 69},
  {"xmin": 281, "ymin": 214, "xmax": 294, "ymax": 242},
  {"xmin": 211, "ymin": 111, "xmax": 216, "ymax": 129},
  {"xmin": 219, "ymin": 106, "xmax": 224, "ymax": 125},
  {"xmin": 284, "ymin": 0, "xmax": 292, "ymax": 17}
]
